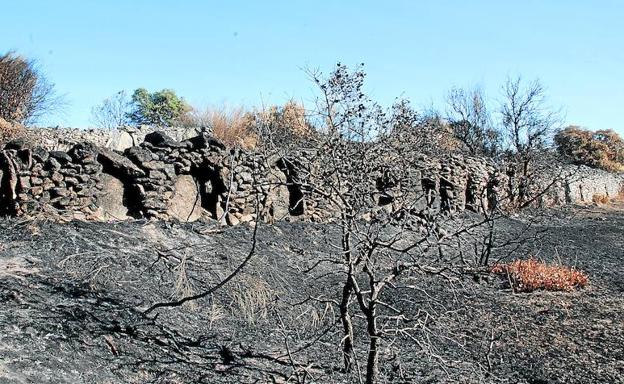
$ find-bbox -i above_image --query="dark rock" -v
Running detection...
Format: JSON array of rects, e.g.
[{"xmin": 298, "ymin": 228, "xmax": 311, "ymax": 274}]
[
  {"xmin": 65, "ymin": 177, "xmax": 79, "ymax": 187},
  {"xmin": 49, "ymin": 151, "xmax": 73, "ymax": 165},
  {"xmin": 3, "ymin": 138, "xmax": 28, "ymax": 150},
  {"xmin": 186, "ymin": 134, "xmax": 226, "ymax": 151},
  {"xmin": 97, "ymin": 148, "xmax": 145, "ymax": 178},
  {"xmin": 45, "ymin": 158, "xmax": 62, "ymax": 171},
  {"xmin": 125, "ymin": 146, "xmax": 156, "ymax": 164},
  {"xmin": 68, "ymin": 142, "xmax": 98, "ymax": 163},
  {"xmin": 144, "ymin": 131, "xmax": 185, "ymax": 148},
  {"xmin": 83, "ymin": 164, "xmax": 103, "ymax": 174},
  {"xmin": 60, "ymin": 168, "xmax": 79, "ymax": 177},
  {"xmin": 76, "ymin": 174, "xmax": 90, "ymax": 183},
  {"xmin": 15, "ymin": 149, "xmax": 33, "ymax": 170},
  {"xmin": 31, "ymin": 147, "xmax": 49, "ymax": 163},
  {"xmin": 50, "ymin": 187, "xmax": 70, "ymax": 198}
]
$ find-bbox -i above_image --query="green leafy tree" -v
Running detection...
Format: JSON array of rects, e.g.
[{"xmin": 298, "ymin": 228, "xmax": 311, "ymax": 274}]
[{"xmin": 127, "ymin": 88, "xmax": 190, "ymax": 127}]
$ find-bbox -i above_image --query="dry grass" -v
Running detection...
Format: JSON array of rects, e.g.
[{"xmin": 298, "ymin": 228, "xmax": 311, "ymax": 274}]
[
  {"xmin": 172, "ymin": 254, "xmax": 198, "ymax": 310},
  {"xmin": 179, "ymin": 101, "xmax": 312, "ymax": 150},
  {"xmin": 229, "ymin": 273, "xmax": 274, "ymax": 325},
  {"xmin": 615, "ymin": 186, "xmax": 624, "ymax": 202},
  {"xmin": 0, "ymin": 257, "xmax": 40, "ymax": 281},
  {"xmin": 0, "ymin": 117, "xmax": 24, "ymax": 144},
  {"xmin": 491, "ymin": 258, "xmax": 589, "ymax": 293},
  {"xmin": 179, "ymin": 105, "xmax": 257, "ymax": 149}
]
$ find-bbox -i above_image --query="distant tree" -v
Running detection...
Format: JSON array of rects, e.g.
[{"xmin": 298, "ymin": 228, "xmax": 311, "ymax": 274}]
[
  {"xmin": 446, "ymin": 86, "xmax": 501, "ymax": 156},
  {"xmin": 90, "ymin": 90, "xmax": 131, "ymax": 129},
  {"xmin": 387, "ymin": 99, "xmax": 460, "ymax": 155},
  {"xmin": 0, "ymin": 51, "xmax": 64, "ymax": 125},
  {"xmin": 499, "ymin": 76, "xmax": 562, "ymax": 176},
  {"xmin": 554, "ymin": 126, "xmax": 624, "ymax": 172},
  {"xmin": 126, "ymin": 88, "xmax": 190, "ymax": 127}
]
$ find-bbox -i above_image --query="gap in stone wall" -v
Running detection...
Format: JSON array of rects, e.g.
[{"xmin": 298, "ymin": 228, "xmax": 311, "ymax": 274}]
[{"xmin": 191, "ymin": 165, "xmax": 226, "ymax": 219}]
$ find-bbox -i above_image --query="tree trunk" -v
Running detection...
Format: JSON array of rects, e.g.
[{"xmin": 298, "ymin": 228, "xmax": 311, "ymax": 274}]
[
  {"xmin": 365, "ymin": 304, "xmax": 379, "ymax": 384},
  {"xmin": 339, "ymin": 278, "xmax": 354, "ymax": 372}
]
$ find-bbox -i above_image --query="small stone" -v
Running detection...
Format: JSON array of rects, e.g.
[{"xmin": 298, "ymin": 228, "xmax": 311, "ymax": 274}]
[
  {"xmin": 45, "ymin": 158, "xmax": 62, "ymax": 171},
  {"xmin": 226, "ymin": 213, "xmax": 240, "ymax": 226},
  {"xmin": 50, "ymin": 188, "xmax": 70, "ymax": 198},
  {"xmin": 64, "ymin": 177, "xmax": 79, "ymax": 187}
]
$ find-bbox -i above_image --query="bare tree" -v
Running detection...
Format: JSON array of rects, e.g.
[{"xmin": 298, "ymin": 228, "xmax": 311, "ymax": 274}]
[
  {"xmin": 499, "ymin": 76, "xmax": 562, "ymax": 176},
  {"xmin": 0, "ymin": 51, "xmax": 65, "ymax": 125},
  {"xmin": 279, "ymin": 64, "xmax": 500, "ymax": 383},
  {"xmin": 90, "ymin": 90, "xmax": 131, "ymax": 129},
  {"xmin": 446, "ymin": 86, "xmax": 501, "ymax": 156}
]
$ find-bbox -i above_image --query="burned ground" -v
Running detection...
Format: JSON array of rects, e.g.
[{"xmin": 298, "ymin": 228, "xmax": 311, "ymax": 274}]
[{"xmin": 0, "ymin": 205, "xmax": 622, "ymax": 383}]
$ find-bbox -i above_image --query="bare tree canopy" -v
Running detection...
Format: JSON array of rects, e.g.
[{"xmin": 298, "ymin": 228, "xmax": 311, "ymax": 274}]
[
  {"xmin": 90, "ymin": 90, "xmax": 131, "ymax": 129},
  {"xmin": 0, "ymin": 51, "xmax": 64, "ymax": 125},
  {"xmin": 499, "ymin": 76, "xmax": 562, "ymax": 157},
  {"xmin": 446, "ymin": 86, "xmax": 501, "ymax": 156}
]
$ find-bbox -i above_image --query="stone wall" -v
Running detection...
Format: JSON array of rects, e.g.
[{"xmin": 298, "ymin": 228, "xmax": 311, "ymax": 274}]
[
  {"xmin": 1, "ymin": 130, "xmax": 622, "ymax": 224},
  {"xmin": 21, "ymin": 126, "xmax": 202, "ymax": 152},
  {"xmin": 0, "ymin": 132, "xmax": 291, "ymax": 224}
]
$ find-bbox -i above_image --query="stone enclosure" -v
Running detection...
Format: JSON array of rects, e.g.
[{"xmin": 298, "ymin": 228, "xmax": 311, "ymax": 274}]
[{"xmin": 0, "ymin": 129, "xmax": 622, "ymax": 224}]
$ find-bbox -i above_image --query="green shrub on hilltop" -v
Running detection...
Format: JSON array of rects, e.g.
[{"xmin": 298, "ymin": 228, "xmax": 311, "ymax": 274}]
[{"xmin": 126, "ymin": 88, "xmax": 190, "ymax": 127}]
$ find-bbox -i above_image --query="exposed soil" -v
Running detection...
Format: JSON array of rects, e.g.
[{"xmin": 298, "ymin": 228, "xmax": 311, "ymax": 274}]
[{"xmin": 0, "ymin": 204, "xmax": 622, "ymax": 383}]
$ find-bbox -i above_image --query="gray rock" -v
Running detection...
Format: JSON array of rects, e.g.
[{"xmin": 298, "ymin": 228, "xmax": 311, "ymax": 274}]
[
  {"xmin": 97, "ymin": 148, "xmax": 145, "ymax": 178},
  {"xmin": 49, "ymin": 151, "xmax": 73, "ymax": 165}
]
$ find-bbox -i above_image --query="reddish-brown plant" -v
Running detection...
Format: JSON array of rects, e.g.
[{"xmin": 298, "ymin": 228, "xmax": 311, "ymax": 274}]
[{"xmin": 491, "ymin": 258, "xmax": 589, "ymax": 292}]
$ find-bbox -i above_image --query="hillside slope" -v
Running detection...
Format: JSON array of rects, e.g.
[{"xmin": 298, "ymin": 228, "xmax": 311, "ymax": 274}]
[{"xmin": 0, "ymin": 206, "xmax": 623, "ymax": 383}]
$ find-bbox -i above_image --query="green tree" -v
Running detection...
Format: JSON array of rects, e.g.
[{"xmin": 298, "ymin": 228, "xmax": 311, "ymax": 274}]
[{"xmin": 127, "ymin": 88, "xmax": 190, "ymax": 127}]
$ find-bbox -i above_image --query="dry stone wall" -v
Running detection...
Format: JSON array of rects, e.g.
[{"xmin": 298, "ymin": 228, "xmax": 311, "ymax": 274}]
[{"xmin": 1, "ymin": 129, "xmax": 622, "ymax": 224}]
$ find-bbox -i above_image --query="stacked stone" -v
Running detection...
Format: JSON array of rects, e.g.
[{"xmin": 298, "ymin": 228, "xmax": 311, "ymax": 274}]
[
  {"xmin": 0, "ymin": 141, "xmax": 102, "ymax": 219},
  {"xmin": 2, "ymin": 130, "xmax": 623, "ymax": 224},
  {"xmin": 464, "ymin": 157, "xmax": 497, "ymax": 212},
  {"xmin": 414, "ymin": 154, "xmax": 440, "ymax": 211},
  {"xmin": 125, "ymin": 133, "xmax": 184, "ymax": 218}
]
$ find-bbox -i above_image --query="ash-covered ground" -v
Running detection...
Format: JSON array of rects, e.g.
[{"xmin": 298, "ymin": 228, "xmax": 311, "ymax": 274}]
[{"xmin": 0, "ymin": 205, "xmax": 622, "ymax": 383}]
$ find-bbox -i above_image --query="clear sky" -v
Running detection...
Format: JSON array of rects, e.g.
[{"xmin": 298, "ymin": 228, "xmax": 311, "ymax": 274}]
[{"xmin": 2, "ymin": 1, "xmax": 622, "ymax": 134}]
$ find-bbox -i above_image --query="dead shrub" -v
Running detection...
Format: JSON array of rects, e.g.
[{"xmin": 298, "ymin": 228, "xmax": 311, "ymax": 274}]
[
  {"xmin": 592, "ymin": 194, "xmax": 610, "ymax": 205},
  {"xmin": 179, "ymin": 105, "xmax": 257, "ymax": 149},
  {"xmin": 490, "ymin": 258, "xmax": 588, "ymax": 292},
  {"xmin": 555, "ymin": 126, "xmax": 624, "ymax": 172},
  {"xmin": 229, "ymin": 273, "xmax": 274, "ymax": 325},
  {"xmin": 0, "ymin": 117, "xmax": 24, "ymax": 144},
  {"xmin": 615, "ymin": 186, "xmax": 624, "ymax": 202}
]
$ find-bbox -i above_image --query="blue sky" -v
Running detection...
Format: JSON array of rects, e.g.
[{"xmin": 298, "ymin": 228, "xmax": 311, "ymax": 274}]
[{"xmin": 2, "ymin": 1, "xmax": 622, "ymax": 134}]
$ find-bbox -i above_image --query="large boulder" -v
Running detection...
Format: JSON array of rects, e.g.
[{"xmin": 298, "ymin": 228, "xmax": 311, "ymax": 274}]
[
  {"xmin": 167, "ymin": 175, "xmax": 203, "ymax": 222},
  {"xmin": 95, "ymin": 173, "xmax": 130, "ymax": 220}
]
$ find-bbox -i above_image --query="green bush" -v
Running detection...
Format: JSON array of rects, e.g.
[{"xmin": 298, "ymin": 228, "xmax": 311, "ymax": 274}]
[{"xmin": 126, "ymin": 88, "xmax": 190, "ymax": 127}]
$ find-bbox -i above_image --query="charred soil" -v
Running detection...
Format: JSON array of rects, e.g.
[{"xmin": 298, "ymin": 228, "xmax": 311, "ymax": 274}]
[{"xmin": 0, "ymin": 205, "xmax": 622, "ymax": 383}]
